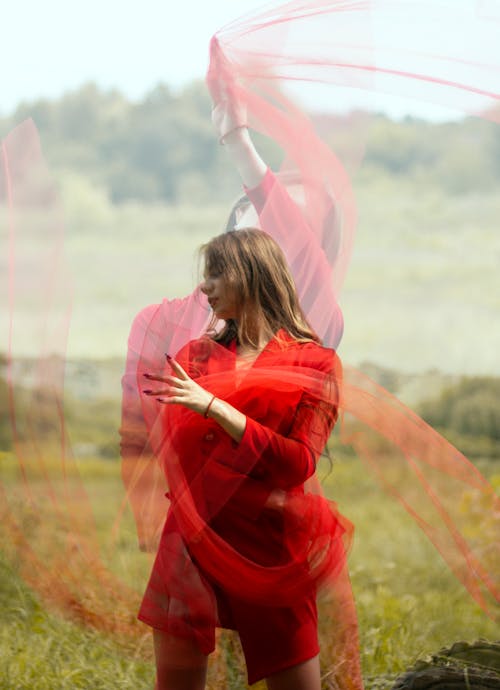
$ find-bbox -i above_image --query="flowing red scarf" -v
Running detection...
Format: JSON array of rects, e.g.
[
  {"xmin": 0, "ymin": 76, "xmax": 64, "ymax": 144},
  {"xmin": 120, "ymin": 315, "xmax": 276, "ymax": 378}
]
[{"xmin": 1, "ymin": 2, "xmax": 498, "ymax": 687}]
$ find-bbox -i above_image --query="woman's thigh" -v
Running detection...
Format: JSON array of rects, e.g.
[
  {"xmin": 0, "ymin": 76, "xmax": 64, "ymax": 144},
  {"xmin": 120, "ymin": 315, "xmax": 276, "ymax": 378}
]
[
  {"xmin": 233, "ymin": 594, "xmax": 319, "ymax": 686},
  {"xmin": 153, "ymin": 629, "xmax": 208, "ymax": 690},
  {"xmin": 266, "ymin": 655, "xmax": 321, "ymax": 690}
]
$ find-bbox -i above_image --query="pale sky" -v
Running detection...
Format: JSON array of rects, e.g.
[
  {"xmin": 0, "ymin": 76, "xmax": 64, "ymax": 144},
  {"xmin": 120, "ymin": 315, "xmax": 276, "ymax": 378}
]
[
  {"xmin": 1, "ymin": 0, "xmax": 258, "ymax": 113},
  {"xmin": 1, "ymin": 0, "xmax": 485, "ymax": 122}
]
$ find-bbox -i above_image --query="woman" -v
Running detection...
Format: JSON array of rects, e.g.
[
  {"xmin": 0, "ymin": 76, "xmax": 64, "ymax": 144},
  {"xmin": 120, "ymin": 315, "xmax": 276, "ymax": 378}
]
[
  {"xmin": 142, "ymin": 231, "xmax": 347, "ymax": 690},
  {"xmin": 120, "ymin": 100, "xmax": 354, "ymax": 690}
]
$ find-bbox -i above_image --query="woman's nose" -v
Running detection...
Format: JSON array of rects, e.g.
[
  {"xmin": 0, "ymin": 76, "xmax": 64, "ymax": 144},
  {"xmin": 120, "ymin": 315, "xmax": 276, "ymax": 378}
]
[{"xmin": 200, "ymin": 280, "xmax": 211, "ymax": 295}]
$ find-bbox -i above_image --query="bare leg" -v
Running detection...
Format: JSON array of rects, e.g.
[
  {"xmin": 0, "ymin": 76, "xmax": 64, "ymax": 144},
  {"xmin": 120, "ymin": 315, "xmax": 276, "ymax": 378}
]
[
  {"xmin": 266, "ymin": 655, "xmax": 321, "ymax": 690},
  {"xmin": 153, "ymin": 629, "xmax": 208, "ymax": 690}
]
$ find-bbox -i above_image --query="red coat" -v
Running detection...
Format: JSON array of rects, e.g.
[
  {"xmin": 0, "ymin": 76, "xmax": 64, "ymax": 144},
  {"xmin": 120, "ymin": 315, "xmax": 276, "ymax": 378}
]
[
  {"xmin": 135, "ymin": 330, "xmax": 350, "ymax": 659},
  {"xmin": 119, "ymin": 167, "xmax": 344, "ymax": 551},
  {"xmin": 118, "ymin": 168, "xmax": 351, "ymax": 667}
]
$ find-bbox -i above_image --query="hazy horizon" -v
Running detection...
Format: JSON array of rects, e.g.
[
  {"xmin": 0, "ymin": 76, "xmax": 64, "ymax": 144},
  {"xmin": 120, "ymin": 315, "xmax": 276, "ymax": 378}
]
[{"xmin": 2, "ymin": 0, "xmax": 482, "ymax": 123}]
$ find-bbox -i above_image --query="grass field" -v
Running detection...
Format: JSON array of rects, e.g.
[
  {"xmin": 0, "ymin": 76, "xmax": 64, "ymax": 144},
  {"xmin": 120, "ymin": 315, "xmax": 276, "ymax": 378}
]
[{"xmin": 1, "ymin": 447, "xmax": 498, "ymax": 690}]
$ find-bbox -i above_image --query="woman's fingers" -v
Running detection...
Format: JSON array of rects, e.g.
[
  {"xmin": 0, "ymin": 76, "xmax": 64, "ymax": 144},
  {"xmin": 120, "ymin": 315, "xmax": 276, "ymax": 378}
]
[
  {"xmin": 143, "ymin": 372, "xmax": 184, "ymax": 386},
  {"xmin": 166, "ymin": 356, "xmax": 189, "ymax": 380},
  {"xmin": 143, "ymin": 373, "xmax": 168, "ymax": 383},
  {"xmin": 144, "ymin": 359, "xmax": 213, "ymax": 414},
  {"xmin": 156, "ymin": 396, "xmax": 183, "ymax": 405},
  {"xmin": 143, "ymin": 388, "xmax": 171, "ymax": 396}
]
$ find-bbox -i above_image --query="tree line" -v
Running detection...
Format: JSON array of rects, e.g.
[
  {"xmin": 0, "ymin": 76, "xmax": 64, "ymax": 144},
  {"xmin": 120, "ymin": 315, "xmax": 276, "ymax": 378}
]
[
  {"xmin": 419, "ymin": 377, "xmax": 500, "ymax": 440},
  {"xmin": 1, "ymin": 81, "xmax": 499, "ymax": 204},
  {"xmin": 1, "ymin": 369, "xmax": 498, "ymax": 460}
]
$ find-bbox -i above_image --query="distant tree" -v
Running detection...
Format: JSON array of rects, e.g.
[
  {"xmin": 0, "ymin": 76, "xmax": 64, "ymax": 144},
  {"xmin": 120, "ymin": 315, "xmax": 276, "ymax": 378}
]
[
  {"xmin": 419, "ymin": 377, "xmax": 500, "ymax": 440},
  {"xmin": 365, "ymin": 117, "xmax": 436, "ymax": 174},
  {"xmin": 2, "ymin": 84, "xmax": 499, "ymax": 204},
  {"xmin": 431, "ymin": 119, "xmax": 498, "ymax": 194}
]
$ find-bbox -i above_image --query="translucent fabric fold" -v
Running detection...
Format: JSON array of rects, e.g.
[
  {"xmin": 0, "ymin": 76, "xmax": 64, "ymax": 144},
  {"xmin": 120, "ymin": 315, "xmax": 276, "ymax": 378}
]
[
  {"xmin": 1, "ymin": 120, "xmax": 138, "ymax": 638},
  {"xmin": 1, "ymin": 1, "xmax": 499, "ymax": 688},
  {"xmin": 123, "ymin": 0, "xmax": 499, "ymax": 680}
]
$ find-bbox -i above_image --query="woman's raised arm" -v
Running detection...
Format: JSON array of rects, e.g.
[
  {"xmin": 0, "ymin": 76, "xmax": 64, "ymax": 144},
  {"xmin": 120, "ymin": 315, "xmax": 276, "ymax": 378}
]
[{"xmin": 212, "ymin": 99, "xmax": 267, "ymax": 189}]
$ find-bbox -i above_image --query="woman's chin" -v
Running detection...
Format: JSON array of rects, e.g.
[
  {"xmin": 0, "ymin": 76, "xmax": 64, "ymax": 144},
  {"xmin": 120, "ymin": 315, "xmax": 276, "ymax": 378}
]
[{"xmin": 215, "ymin": 310, "xmax": 236, "ymax": 321}]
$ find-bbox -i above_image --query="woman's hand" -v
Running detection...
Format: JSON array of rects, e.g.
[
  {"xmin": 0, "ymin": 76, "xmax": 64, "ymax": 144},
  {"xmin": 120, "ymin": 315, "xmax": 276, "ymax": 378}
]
[
  {"xmin": 208, "ymin": 39, "xmax": 266, "ymax": 186},
  {"xmin": 212, "ymin": 98, "xmax": 248, "ymax": 144},
  {"xmin": 143, "ymin": 356, "xmax": 213, "ymax": 416},
  {"xmin": 144, "ymin": 355, "xmax": 247, "ymax": 442}
]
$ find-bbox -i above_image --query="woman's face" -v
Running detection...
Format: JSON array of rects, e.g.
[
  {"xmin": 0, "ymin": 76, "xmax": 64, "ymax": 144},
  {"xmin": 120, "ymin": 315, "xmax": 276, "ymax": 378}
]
[{"xmin": 200, "ymin": 269, "xmax": 239, "ymax": 321}]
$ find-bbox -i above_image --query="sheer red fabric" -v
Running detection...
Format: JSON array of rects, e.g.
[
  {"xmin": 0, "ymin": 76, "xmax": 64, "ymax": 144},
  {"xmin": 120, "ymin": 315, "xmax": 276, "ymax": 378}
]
[
  {"xmin": 1, "ymin": 1, "xmax": 499, "ymax": 688},
  {"xmin": 0, "ymin": 121, "xmax": 138, "ymax": 637},
  {"xmin": 136, "ymin": 334, "xmax": 351, "ymax": 650},
  {"xmin": 201, "ymin": 0, "xmax": 499, "ymax": 618},
  {"xmin": 124, "ymin": 1, "xmax": 499, "ymax": 682}
]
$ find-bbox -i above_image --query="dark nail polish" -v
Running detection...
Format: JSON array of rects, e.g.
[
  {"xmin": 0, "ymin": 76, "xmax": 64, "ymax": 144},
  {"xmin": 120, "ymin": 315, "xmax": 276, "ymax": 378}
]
[
  {"xmin": 143, "ymin": 373, "xmax": 152, "ymax": 378},
  {"xmin": 142, "ymin": 389, "xmax": 153, "ymax": 394},
  {"xmin": 165, "ymin": 353, "xmax": 172, "ymax": 361}
]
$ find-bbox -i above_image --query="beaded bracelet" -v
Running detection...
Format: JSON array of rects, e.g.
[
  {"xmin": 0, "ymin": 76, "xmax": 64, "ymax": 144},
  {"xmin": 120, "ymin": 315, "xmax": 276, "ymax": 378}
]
[{"xmin": 204, "ymin": 395, "xmax": 217, "ymax": 418}]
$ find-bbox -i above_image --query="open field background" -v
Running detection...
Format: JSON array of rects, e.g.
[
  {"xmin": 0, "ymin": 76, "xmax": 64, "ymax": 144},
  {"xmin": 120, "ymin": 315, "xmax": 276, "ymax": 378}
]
[
  {"xmin": 48, "ymin": 177, "xmax": 500, "ymax": 377},
  {"xmin": 1, "ymin": 83, "xmax": 499, "ymax": 376},
  {"xmin": 1, "ymin": 84, "xmax": 499, "ymax": 688}
]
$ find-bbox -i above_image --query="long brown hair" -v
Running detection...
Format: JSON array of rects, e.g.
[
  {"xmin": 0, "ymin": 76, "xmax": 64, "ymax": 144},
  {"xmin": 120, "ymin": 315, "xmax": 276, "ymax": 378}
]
[{"xmin": 200, "ymin": 228, "xmax": 319, "ymax": 348}]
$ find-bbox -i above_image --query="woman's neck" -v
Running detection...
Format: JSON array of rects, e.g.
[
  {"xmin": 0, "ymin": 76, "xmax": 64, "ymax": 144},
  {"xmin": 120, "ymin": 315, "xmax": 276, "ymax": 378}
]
[{"xmin": 235, "ymin": 317, "xmax": 274, "ymax": 354}]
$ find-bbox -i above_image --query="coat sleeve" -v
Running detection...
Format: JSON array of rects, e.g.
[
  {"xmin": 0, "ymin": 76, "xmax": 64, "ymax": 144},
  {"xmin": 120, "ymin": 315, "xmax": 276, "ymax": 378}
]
[
  {"xmin": 233, "ymin": 390, "xmax": 338, "ymax": 490},
  {"xmin": 195, "ymin": 383, "xmax": 338, "ymax": 521},
  {"xmin": 231, "ymin": 349, "xmax": 340, "ymax": 491}
]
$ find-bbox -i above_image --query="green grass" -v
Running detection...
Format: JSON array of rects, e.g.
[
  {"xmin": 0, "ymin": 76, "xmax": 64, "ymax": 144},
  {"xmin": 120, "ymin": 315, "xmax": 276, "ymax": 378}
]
[
  {"xmin": 326, "ymin": 452, "xmax": 499, "ymax": 683},
  {"xmin": 0, "ymin": 556, "xmax": 154, "ymax": 690},
  {"xmin": 1, "ymin": 451, "xmax": 498, "ymax": 689}
]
